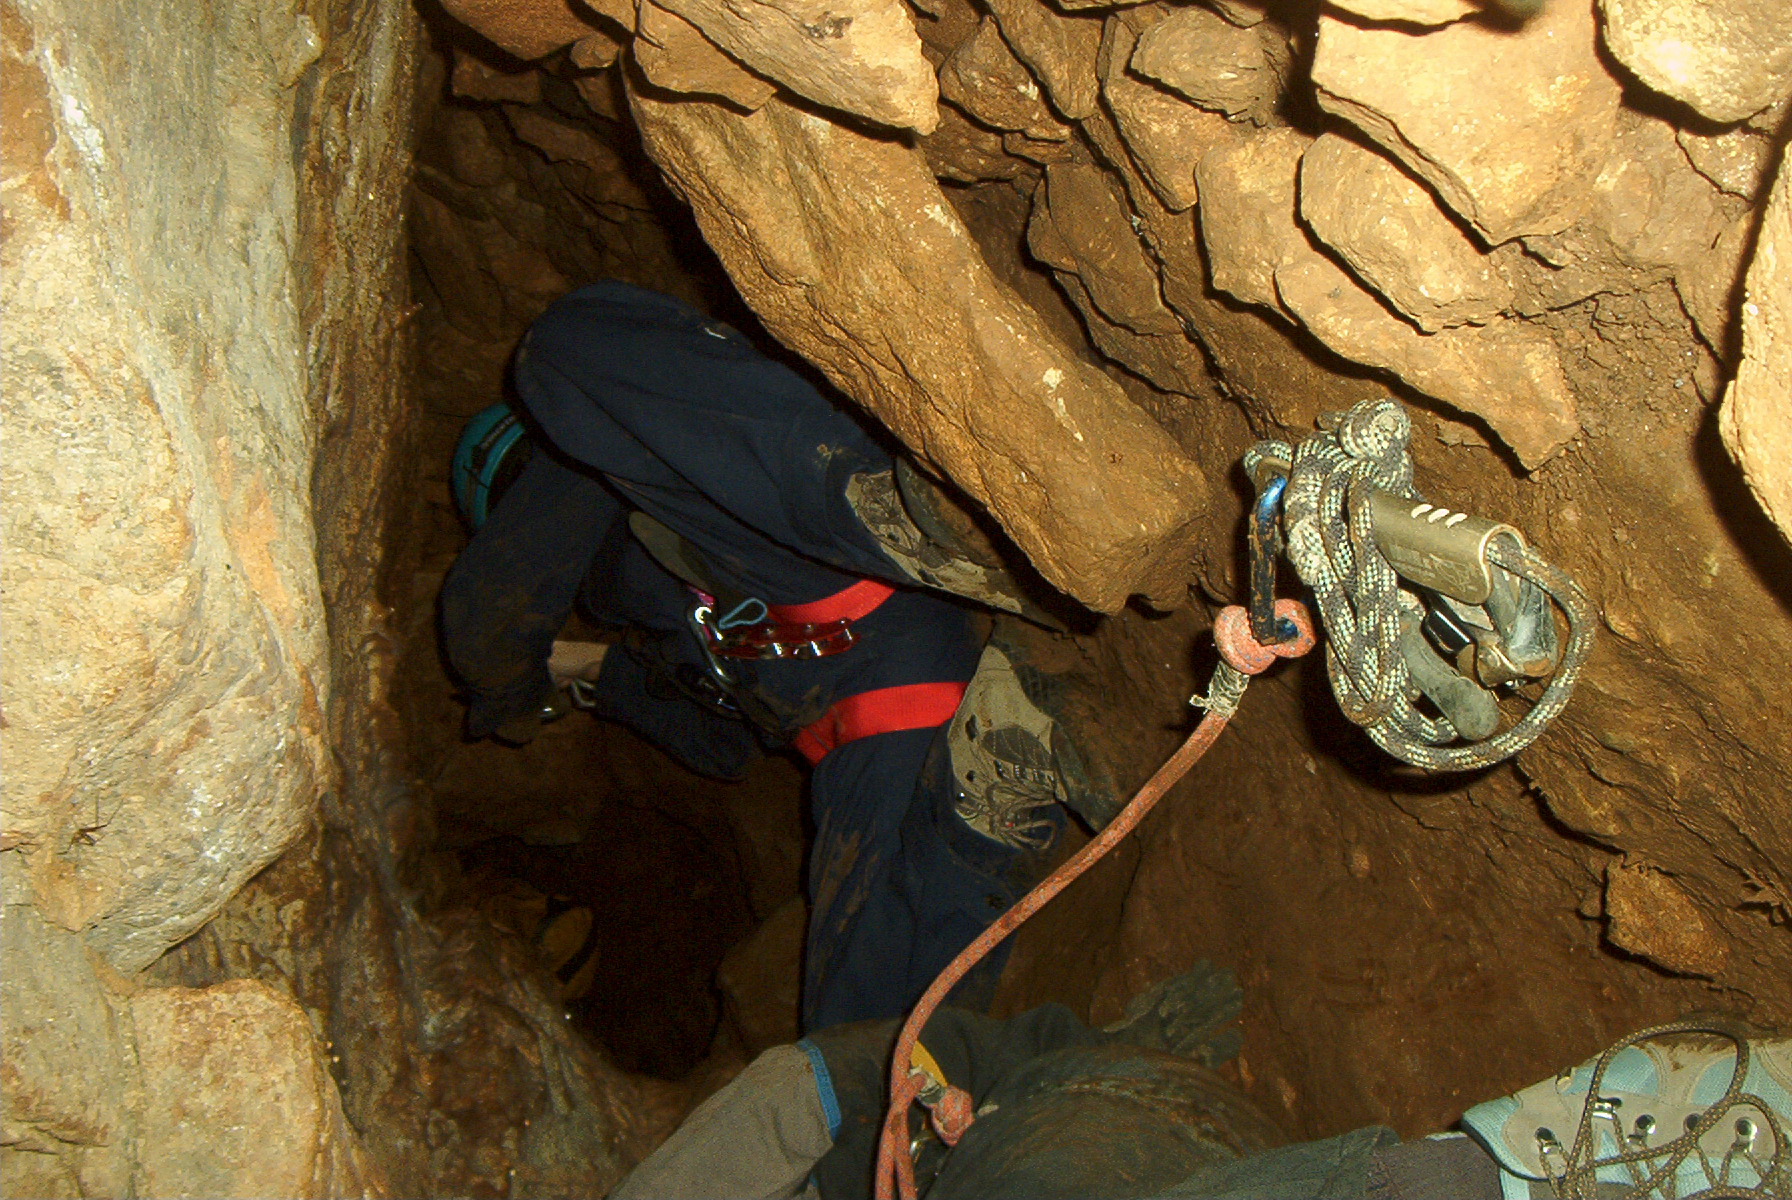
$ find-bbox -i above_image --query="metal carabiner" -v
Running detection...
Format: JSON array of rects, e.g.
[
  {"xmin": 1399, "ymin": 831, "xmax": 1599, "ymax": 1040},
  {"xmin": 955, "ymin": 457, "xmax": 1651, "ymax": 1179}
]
[{"xmin": 1245, "ymin": 450, "xmax": 1299, "ymax": 646}]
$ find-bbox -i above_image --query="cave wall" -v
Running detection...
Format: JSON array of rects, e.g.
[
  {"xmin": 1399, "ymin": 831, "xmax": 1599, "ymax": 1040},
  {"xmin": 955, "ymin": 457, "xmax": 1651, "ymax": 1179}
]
[
  {"xmin": 3, "ymin": 1, "xmax": 656, "ymax": 1195},
  {"xmin": 416, "ymin": 0, "xmax": 1791, "ymax": 1148}
]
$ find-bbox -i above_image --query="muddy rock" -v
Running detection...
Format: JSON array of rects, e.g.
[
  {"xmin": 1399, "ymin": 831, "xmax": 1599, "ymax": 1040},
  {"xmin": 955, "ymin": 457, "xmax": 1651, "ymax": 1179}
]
[
  {"xmin": 1720, "ymin": 155, "xmax": 1792, "ymax": 545},
  {"xmin": 1599, "ymin": 0, "xmax": 1792, "ymax": 124},
  {"xmin": 134, "ymin": 981, "xmax": 383, "ymax": 1198},
  {"xmin": 1098, "ymin": 13, "xmax": 1237, "ymax": 212},
  {"xmin": 982, "ymin": 0, "xmax": 1102, "ymax": 120},
  {"xmin": 452, "ymin": 49, "xmax": 544, "ymax": 103},
  {"xmin": 440, "ymin": 0, "xmax": 604, "ymax": 60},
  {"xmin": 1194, "ymin": 125, "xmax": 1312, "ymax": 314},
  {"xmin": 1275, "ymin": 255, "xmax": 1580, "ymax": 467},
  {"xmin": 1325, "ymin": 0, "xmax": 1475, "ymax": 24},
  {"xmin": 654, "ymin": 0, "xmax": 941, "ymax": 132},
  {"xmin": 1029, "ymin": 161, "xmax": 1182, "ymax": 336},
  {"xmin": 1602, "ymin": 863, "xmax": 1729, "ymax": 978},
  {"xmin": 628, "ymin": 90, "xmax": 1210, "ymax": 609},
  {"xmin": 634, "ymin": 0, "xmax": 780, "ymax": 110},
  {"xmin": 1129, "ymin": 4, "xmax": 1281, "ymax": 123},
  {"xmin": 1299, "ymin": 134, "xmax": 1514, "ymax": 330},
  {"xmin": 922, "ymin": 103, "xmax": 1032, "ymax": 181},
  {"xmin": 1312, "ymin": 0, "xmax": 1623, "ymax": 245},
  {"xmin": 1677, "ymin": 125, "xmax": 1775, "ymax": 201},
  {"xmin": 939, "ymin": 17, "xmax": 1072, "ymax": 142}
]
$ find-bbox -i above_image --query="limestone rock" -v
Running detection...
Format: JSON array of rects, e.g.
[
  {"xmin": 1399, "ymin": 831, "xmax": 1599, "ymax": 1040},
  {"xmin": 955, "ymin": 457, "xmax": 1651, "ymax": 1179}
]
[
  {"xmin": 439, "ymin": 0, "xmax": 602, "ymax": 60},
  {"xmin": 1275, "ymin": 255, "xmax": 1580, "ymax": 467},
  {"xmin": 939, "ymin": 17, "xmax": 1072, "ymax": 141},
  {"xmin": 1050, "ymin": 0, "xmax": 1152, "ymax": 12},
  {"xmin": 451, "ymin": 49, "xmax": 543, "ymax": 103},
  {"xmin": 1029, "ymin": 161, "xmax": 1182, "ymax": 336},
  {"xmin": 1720, "ymin": 154, "xmax": 1792, "ymax": 545},
  {"xmin": 1299, "ymin": 134, "xmax": 1513, "ymax": 330},
  {"xmin": 982, "ymin": 0, "xmax": 1102, "ymax": 120},
  {"xmin": 1602, "ymin": 863, "xmax": 1729, "ymax": 978},
  {"xmin": 569, "ymin": 31, "xmax": 623, "ymax": 69},
  {"xmin": 1312, "ymin": 0, "xmax": 1622, "ymax": 244},
  {"xmin": 1099, "ymin": 14, "xmax": 1238, "ymax": 212},
  {"xmin": 133, "ymin": 981, "xmax": 384, "ymax": 1198},
  {"xmin": 1206, "ymin": 0, "xmax": 1269, "ymax": 25},
  {"xmin": 922, "ymin": 103, "xmax": 1031, "ymax": 182},
  {"xmin": 1004, "ymin": 129, "xmax": 1077, "ymax": 165},
  {"xmin": 628, "ymin": 89, "xmax": 1211, "ymax": 609},
  {"xmin": 1677, "ymin": 125, "xmax": 1774, "ymax": 201},
  {"xmin": 1599, "ymin": 0, "xmax": 1792, "ymax": 124},
  {"xmin": 581, "ymin": 0, "xmax": 639, "ymax": 33},
  {"xmin": 1130, "ymin": 4, "xmax": 1281, "ymax": 122},
  {"xmin": 634, "ymin": 1, "xmax": 778, "ymax": 110},
  {"xmin": 653, "ymin": 0, "xmax": 940, "ymax": 132},
  {"xmin": 1194, "ymin": 126, "xmax": 1312, "ymax": 314},
  {"xmin": 1326, "ymin": 0, "xmax": 1475, "ymax": 25}
]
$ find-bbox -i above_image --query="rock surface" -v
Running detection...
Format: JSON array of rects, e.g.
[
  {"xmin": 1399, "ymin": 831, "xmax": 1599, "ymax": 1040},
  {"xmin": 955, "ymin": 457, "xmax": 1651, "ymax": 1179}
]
[
  {"xmin": 939, "ymin": 17, "xmax": 1071, "ymax": 141},
  {"xmin": 629, "ymin": 88, "xmax": 1210, "ymax": 610},
  {"xmin": 1129, "ymin": 4, "xmax": 1280, "ymax": 122},
  {"xmin": 982, "ymin": 0, "xmax": 1101, "ymax": 120},
  {"xmin": 440, "ymin": 0, "xmax": 603, "ymax": 60},
  {"xmin": 635, "ymin": 0, "xmax": 779, "ymax": 110},
  {"xmin": 1599, "ymin": 0, "xmax": 1792, "ymax": 124},
  {"xmin": 1721, "ymin": 154, "xmax": 1792, "ymax": 545},
  {"xmin": 1194, "ymin": 125, "xmax": 1312, "ymax": 315},
  {"xmin": 1299, "ymin": 134, "xmax": 1514, "ymax": 331},
  {"xmin": 1098, "ymin": 13, "xmax": 1237, "ymax": 212},
  {"xmin": 1029, "ymin": 161, "xmax": 1182, "ymax": 336},
  {"xmin": 1326, "ymin": 0, "xmax": 1475, "ymax": 24},
  {"xmin": 654, "ymin": 0, "xmax": 941, "ymax": 132},
  {"xmin": 1313, "ymin": 0, "xmax": 1622, "ymax": 244}
]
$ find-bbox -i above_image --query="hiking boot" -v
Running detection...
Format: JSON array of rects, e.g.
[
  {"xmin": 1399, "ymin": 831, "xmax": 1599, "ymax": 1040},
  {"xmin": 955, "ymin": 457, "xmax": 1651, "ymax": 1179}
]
[
  {"xmin": 1462, "ymin": 1018, "xmax": 1791, "ymax": 1199},
  {"xmin": 848, "ymin": 462, "xmax": 1063, "ymax": 627},
  {"xmin": 1102, "ymin": 961, "xmax": 1246, "ymax": 1068},
  {"xmin": 948, "ymin": 639, "xmax": 1111, "ymax": 850}
]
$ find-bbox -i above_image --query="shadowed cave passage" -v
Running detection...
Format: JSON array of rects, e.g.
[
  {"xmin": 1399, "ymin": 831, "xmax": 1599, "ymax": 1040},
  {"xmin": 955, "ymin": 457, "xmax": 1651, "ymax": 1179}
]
[{"xmin": 7, "ymin": 0, "xmax": 1789, "ymax": 1194}]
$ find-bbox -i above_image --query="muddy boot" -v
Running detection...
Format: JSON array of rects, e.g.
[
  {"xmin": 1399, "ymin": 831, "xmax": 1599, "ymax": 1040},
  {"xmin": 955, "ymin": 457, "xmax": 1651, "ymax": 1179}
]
[
  {"xmin": 1462, "ymin": 1019, "xmax": 1791, "ymax": 1198},
  {"xmin": 848, "ymin": 461, "xmax": 1062, "ymax": 625},
  {"xmin": 948, "ymin": 638, "xmax": 1114, "ymax": 851},
  {"xmin": 1102, "ymin": 961, "xmax": 1245, "ymax": 1067}
]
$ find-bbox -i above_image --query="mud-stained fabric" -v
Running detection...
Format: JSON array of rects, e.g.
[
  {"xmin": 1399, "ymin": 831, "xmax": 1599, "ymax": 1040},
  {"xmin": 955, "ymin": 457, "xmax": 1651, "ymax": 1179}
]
[
  {"xmin": 611, "ymin": 1044, "xmax": 833, "ymax": 1200},
  {"xmin": 440, "ymin": 281, "xmax": 1027, "ymax": 1029}
]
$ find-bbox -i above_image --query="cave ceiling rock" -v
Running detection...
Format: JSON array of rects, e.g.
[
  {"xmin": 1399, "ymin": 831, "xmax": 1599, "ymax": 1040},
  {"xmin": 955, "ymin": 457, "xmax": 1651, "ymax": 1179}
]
[
  {"xmin": 1027, "ymin": 160, "xmax": 1214, "ymax": 398},
  {"xmin": 1195, "ymin": 127, "xmax": 1578, "ymax": 465},
  {"xmin": 938, "ymin": 16, "xmax": 1072, "ymax": 142},
  {"xmin": 634, "ymin": 0, "xmax": 779, "ymax": 109},
  {"xmin": 1598, "ymin": 0, "xmax": 1792, "ymax": 125},
  {"xmin": 1676, "ymin": 125, "xmax": 1775, "ymax": 202},
  {"xmin": 626, "ymin": 88, "xmax": 1210, "ymax": 609},
  {"xmin": 921, "ymin": 104, "xmax": 1033, "ymax": 181},
  {"xmin": 1098, "ymin": 12, "xmax": 1239, "ymax": 212},
  {"xmin": 502, "ymin": 105, "xmax": 654, "ymax": 210},
  {"xmin": 1129, "ymin": 3, "xmax": 1285, "ymax": 124},
  {"xmin": 1299, "ymin": 134, "xmax": 1516, "ymax": 332},
  {"xmin": 1193, "ymin": 125, "xmax": 1312, "ymax": 316},
  {"xmin": 1720, "ymin": 152, "xmax": 1792, "ymax": 546},
  {"xmin": 1029, "ymin": 161, "xmax": 1183, "ymax": 337},
  {"xmin": 1003, "ymin": 128, "xmax": 1079, "ymax": 166},
  {"xmin": 1323, "ymin": 0, "xmax": 1476, "ymax": 24},
  {"xmin": 570, "ymin": 28, "xmax": 625, "ymax": 68},
  {"xmin": 981, "ymin": 0, "xmax": 1101, "ymax": 120},
  {"xmin": 452, "ymin": 47, "xmax": 545, "ymax": 102},
  {"xmin": 440, "ymin": 0, "xmax": 608, "ymax": 59},
  {"xmin": 652, "ymin": 0, "xmax": 941, "ymax": 132},
  {"xmin": 1311, "ymin": 0, "xmax": 1623, "ymax": 247},
  {"xmin": 1204, "ymin": 0, "xmax": 1270, "ymax": 26},
  {"xmin": 1274, "ymin": 256, "xmax": 1580, "ymax": 468}
]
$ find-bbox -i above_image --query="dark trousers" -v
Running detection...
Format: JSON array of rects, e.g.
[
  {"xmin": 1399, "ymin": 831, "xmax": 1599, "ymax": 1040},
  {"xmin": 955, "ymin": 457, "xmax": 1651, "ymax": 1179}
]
[{"xmin": 440, "ymin": 281, "xmax": 1027, "ymax": 1029}]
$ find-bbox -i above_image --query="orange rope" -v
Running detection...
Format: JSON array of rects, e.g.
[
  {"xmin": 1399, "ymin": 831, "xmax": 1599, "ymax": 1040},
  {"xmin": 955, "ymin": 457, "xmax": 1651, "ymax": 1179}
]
[{"xmin": 872, "ymin": 601, "xmax": 1315, "ymax": 1199}]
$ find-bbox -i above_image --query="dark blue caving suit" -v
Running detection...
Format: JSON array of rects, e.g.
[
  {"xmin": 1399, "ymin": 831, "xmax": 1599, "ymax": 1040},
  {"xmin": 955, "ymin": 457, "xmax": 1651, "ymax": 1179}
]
[{"xmin": 440, "ymin": 281, "xmax": 1033, "ymax": 1030}]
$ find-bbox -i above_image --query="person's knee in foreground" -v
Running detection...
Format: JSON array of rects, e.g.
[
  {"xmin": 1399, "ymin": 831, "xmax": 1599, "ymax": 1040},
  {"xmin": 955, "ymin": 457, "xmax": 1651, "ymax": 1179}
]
[
  {"xmin": 438, "ymin": 281, "xmax": 1114, "ymax": 1029},
  {"xmin": 612, "ymin": 969, "xmax": 1790, "ymax": 1200}
]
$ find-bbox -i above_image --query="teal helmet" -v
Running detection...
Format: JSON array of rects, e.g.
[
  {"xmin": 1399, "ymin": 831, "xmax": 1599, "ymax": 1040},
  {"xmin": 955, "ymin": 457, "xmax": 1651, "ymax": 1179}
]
[{"xmin": 451, "ymin": 403, "xmax": 534, "ymax": 530}]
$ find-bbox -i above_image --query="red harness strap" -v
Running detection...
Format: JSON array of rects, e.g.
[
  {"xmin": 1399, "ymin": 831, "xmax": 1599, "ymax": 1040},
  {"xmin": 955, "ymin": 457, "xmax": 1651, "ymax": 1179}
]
[
  {"xmin": 794, "ymin": 681, "xmax": 969, "ymax": 765},
  {"xmin": 768, "ymin": 579, "xmax": 896, "ymax": 625}
]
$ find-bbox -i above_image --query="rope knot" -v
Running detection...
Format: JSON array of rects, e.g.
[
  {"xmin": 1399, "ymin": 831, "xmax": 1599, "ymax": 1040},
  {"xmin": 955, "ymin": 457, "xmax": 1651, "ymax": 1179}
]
[
  {"xmin": 928, "ymin": 1087, "xmax": 976, "ymax": 1146},
  {"xmin": 1337, "ymin": 398, "xmax": 1409, "ymax": 466},
  {"xmin": 1214, "ymin": 602, "xmax": 1316, "ymax": 675}
]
